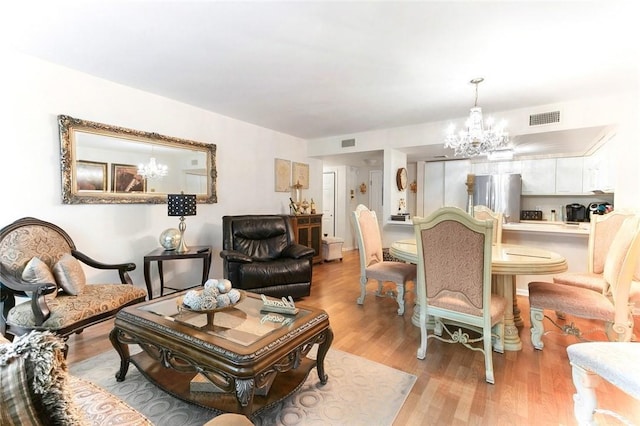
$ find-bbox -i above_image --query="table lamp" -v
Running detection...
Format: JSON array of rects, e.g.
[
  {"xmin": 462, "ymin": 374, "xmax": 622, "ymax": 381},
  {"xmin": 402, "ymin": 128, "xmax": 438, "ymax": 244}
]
[{"xmin": 167, "ymin": 192, "xmax": 197, "ymax": 253}]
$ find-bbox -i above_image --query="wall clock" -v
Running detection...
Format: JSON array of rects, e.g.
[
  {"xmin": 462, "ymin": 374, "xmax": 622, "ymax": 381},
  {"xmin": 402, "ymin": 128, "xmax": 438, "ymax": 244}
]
[{"xmin": 396, "ymin": 167, "xmax": 407, "ymax": 191}]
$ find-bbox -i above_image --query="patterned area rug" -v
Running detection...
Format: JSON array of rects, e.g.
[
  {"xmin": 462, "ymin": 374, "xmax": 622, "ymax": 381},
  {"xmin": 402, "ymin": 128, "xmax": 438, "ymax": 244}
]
[{"xmin": 70, "ymin": 347, "xmax": 416, "ymax": 425}]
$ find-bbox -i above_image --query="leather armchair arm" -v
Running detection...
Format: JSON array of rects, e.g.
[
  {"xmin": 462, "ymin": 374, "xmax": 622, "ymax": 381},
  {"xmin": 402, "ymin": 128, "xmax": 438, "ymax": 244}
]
[
  {"xmin": 72, "ymin": 249, "xmax": 136, "ymax": 284},
  {"xmin": 282, "ymin": 244, "xmax": 315, "ymax": 259},
  {"xmin": 219, "ymin": 250, "xmax": 253, "ymax": 263}
]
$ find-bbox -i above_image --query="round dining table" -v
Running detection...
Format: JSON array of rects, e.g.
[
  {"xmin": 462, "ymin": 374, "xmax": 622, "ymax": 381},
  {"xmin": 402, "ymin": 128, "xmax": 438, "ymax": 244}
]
[{"xmin": 389, "ymin": 239, "xmax": 568, "ymax": 351}]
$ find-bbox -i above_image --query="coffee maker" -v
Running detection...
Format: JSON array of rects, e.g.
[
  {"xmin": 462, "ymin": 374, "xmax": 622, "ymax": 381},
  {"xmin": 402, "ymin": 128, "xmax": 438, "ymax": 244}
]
[{"xmin": 565, "ymin": 203, "xmax": 587, "ymax": 222}]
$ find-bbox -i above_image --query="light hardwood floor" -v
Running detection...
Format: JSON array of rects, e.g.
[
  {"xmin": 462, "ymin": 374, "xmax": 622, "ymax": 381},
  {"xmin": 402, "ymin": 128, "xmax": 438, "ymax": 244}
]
[{"xmin": 67, "ymin": 250, "xmax": 640, "ymax": 425}]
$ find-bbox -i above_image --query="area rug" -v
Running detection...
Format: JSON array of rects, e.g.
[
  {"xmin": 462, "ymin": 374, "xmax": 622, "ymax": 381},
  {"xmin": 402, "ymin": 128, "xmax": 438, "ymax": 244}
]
[{"xmin": 70, "ymin": 347, "xmax": 416, "ymax": 425}]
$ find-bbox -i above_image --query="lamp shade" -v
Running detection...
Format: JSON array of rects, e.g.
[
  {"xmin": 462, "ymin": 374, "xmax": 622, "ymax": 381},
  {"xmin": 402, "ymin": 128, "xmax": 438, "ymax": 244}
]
[{"xmin": 167, "ymin": 193, "xmax": 197, "ymax": 217}]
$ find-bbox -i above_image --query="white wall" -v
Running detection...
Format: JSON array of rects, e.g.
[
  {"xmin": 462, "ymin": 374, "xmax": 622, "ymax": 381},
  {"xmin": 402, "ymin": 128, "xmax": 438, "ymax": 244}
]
[{"xmin": 0, "ymin": 50, "xmax": 321, "ymax": 295}]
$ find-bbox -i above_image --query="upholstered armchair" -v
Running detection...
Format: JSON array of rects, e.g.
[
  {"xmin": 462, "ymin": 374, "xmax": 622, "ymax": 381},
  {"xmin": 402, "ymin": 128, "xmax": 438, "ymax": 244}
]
[
  {"xmin": 413, "ymin": 207, "xmax": 506, "ymax": 384},
  {"xmin": 528, "ymin": 216, "xmax": 640, "ymax": 349},
  {"xmin": 351, "ymin": 204, "xmax": 416, "ymax": 315},
  {"xmin": 220, "ymin": 215, "xmax": 315, "ymax": 299},
  {"xmin": 0, "ymin": 217, "xmax": 147, "ymax": 345}
]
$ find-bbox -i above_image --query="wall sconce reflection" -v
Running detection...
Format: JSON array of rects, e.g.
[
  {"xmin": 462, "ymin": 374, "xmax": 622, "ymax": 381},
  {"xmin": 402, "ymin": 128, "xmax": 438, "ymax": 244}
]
[
  {"xmin": 410, "ymin": 180, "xmax": 417, "ymax": 193},
  {"xmin": 359, "ymin": 182, "xmax": 367, "ymax": 194}
]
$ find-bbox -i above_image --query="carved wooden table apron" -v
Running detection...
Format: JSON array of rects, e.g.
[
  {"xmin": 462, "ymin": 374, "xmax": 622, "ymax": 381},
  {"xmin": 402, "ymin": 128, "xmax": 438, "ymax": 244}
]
[
  {"xmin": 390, "ymin": 240, "xmax": 567, "ymax": 351},
  {"xmin": 109, "ymin": 291, "xmax": 333, "ymax": 417}
]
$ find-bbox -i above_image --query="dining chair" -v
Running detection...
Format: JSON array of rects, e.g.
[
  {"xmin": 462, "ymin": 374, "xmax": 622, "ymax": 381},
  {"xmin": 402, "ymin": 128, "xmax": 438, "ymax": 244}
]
[
  {"xmin": 528, "ymin": 216, "xmax": 640, "ymax": 349},
  {"xmin": 567, "ymin": 341, "xmax": 640, "ymax": 426},
  {"xmin": 473, "ymin": 205, "xmax": 503, "ymax": 245},
  {"xmin": 552, "ymin": 211, "xmax": 640, "ymax": 315},
  {"xmin": 414, "ymin": 207, "xmax": 506, "ymax": 384},
  {"xmin": 351, "ymin": 204, "xmax": 416, "ymax": 315}
]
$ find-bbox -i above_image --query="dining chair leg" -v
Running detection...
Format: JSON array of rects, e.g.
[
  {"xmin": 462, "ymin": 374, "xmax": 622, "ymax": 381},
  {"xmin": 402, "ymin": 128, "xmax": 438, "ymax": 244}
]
[
  {"xmin": 395, "ymin": 282, "xmax": 405, "ymax": 315},
  {"xmin": 530, "ymin": 307, "xmax": 545, "ymax": 350},
  {"xmin": 357, "ymin": 276, "xmax": 367, "ymax": 305},
  {"xmin": 571, "ymin": 364, "xmax": 599, "ymax": 426},
  {"xmin": 491, "ymin": 322, "xmax": 505, "ymax": 353},
  {"xmin": 483, "ymin": 331, "xmax": 495, "ymax": 384}
]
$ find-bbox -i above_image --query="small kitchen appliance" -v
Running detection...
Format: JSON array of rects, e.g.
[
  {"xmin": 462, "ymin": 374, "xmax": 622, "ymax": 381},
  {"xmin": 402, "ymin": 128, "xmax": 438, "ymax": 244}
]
[{"xmin": 565, "ymin": 203, "xmax": 587, "ymax": 222}]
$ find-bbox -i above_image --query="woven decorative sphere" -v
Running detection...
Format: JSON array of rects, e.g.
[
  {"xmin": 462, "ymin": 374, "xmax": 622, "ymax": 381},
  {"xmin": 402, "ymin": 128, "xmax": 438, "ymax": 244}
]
[{"xmin": 159, "ymin": 228, "xmax": 181, "ymax": 250}]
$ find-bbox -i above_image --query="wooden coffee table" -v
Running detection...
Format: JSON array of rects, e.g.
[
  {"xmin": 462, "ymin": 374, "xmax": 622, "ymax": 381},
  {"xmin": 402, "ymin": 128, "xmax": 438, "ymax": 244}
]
[{"xmin": 109, "ymin": 291, "xmax": 333, "ymax": 417}]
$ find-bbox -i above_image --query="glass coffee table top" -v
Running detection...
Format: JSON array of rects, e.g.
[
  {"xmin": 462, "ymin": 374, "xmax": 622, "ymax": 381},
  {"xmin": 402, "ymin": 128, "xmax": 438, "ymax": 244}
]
[{"xmin": 139, "ymin": 291, "xmax": 310, "ymax": 346}]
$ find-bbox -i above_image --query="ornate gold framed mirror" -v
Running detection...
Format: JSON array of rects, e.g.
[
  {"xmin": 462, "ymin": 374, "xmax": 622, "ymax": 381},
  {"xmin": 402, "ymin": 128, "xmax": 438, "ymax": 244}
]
[{"xmin": 59, "ymin": 115, "xmax": 217, "ymax": 204}]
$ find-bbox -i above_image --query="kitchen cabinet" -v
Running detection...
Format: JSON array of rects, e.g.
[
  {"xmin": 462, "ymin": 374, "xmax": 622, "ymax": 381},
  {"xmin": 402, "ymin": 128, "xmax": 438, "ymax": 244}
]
[
  {"xmin": 555, "ymin": 157, "xmax": 583, "ymax": 194},
  {"xmin": 290, "ymin": 214, "xmax": 323, "ymax": 264},
  {"xmin": 472, "ymin": 160, "xmax": 521, "ymax": 175},
  {"xmin": 583, "ymin": 142, "xmax": 615, "ymax": 193},
  {"xmin": 521, "ymin": 158, "xmax": 556, "ymax": 195},
  {"xmin": 422, "ymin": 160, "xmax": 470, "ymax": 217}
]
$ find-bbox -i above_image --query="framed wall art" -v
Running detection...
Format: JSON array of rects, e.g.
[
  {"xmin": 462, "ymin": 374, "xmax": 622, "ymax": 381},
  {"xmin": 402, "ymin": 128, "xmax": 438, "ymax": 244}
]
[
  {"xmin": 76, "ymin": 160, "xmax": 107, "ymax": 192},
  {"xmin": 274, "ymin": 158, "xmax": 291, "ymax": 192},
  {"xmin": 112, "ymin": 163, "xmax": 146, "ymax": 193},
  {"xmin": 292, "ymin": 162, "xmax": 309, "ymax": 189}
]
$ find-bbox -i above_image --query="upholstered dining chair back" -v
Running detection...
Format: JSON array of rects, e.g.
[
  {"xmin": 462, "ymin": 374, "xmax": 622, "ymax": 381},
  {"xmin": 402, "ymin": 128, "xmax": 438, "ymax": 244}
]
[
  {"xmin": 413, "ymin": 207, "xmax": 506, "ymax": 384},
  {"xmin": 351, "ymin": 204, "xmax": 416, "ymax": 316},
  {"xmin": 352, "ymin": 204, "xmax": 383, "ymax": 268},
  {"xmin": 589, "ymin": 211, "xmax": 636, "ymax": 275},
  {"xmin": 473, "ymin": 205, "xmax": 503, "ymax": 244},
  {"xmin": 602, "ymin": 216, "xmax": 640, "ymax": 328}
]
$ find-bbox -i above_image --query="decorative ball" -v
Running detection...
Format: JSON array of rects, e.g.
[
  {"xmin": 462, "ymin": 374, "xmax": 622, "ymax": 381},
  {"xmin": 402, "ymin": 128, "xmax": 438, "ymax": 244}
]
[{"xmin": 159, "ymin": 228, "xmax": 181, "ymax": 250}]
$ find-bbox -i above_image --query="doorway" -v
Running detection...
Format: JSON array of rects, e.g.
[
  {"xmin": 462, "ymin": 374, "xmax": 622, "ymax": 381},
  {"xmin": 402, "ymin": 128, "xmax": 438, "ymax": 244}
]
[
  {"xmin": 322, "ymin": 171, "xmax": 336, "ymax": 236},
  {"xmin": 369, "ymin": 170, "xmax": 383, "ymax": 226}
]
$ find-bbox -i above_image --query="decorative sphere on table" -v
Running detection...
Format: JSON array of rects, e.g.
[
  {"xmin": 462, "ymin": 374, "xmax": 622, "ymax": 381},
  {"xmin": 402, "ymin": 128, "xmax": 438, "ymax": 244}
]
[{"xmin": 159, "ymin": 228, "xmax": 181, "ymax": 250}]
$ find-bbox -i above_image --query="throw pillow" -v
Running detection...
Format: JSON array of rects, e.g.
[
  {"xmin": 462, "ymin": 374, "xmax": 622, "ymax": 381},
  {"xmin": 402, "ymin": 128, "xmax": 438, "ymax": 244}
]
[
  {"xmin": 21, "ymin": 257, "xmax": 58, "ymax": 300},
  {"xmin": 52, "ymin": 254, "xmax": 87, "ymax": 295},
  {"xmin": 0, "ymin": 331, "xmax": 86, "ymax": 425}
]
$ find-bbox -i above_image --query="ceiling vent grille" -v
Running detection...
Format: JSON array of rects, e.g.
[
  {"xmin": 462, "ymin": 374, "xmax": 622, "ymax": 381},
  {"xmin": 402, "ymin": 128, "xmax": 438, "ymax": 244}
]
[
  {"xmin": 529, "ymin": 111, "xmax": 560, "ymax": 126},
  {"xmin": 341, "ymin": 138, "xmax": 356, "ymax": 148}
]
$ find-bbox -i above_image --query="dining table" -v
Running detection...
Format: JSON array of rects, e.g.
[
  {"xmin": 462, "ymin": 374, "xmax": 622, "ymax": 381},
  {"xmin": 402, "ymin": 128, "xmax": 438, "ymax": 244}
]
[{"xmin": 389, "ymin": 239, "xmax": 568, "ymax": 351}]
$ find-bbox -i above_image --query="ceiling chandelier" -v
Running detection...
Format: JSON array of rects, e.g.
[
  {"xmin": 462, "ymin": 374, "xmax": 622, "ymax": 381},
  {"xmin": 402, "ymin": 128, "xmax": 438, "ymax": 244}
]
[
  {"xmin": 444, "ymin": 78, "xmax": 509, "ymax": 157},
  {"xmin": 137, "ymin": 157, "xmax": 168, "ymax": 179}
]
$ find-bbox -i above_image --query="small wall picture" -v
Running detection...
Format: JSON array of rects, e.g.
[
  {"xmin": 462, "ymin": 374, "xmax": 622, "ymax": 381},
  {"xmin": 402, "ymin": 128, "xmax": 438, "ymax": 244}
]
[
  {"xmin": 112, "ymin": 163, "xmax": 146, "ymax": 193},
  {"xmin": 76, "ymin": 160, "xmax": 107, "ymax": 192},
  {"xmin": 292, "ymin": 162, "xmax": 309, "ymax": 189},
  {"xmin": 274, "ymin": 158, "xmax": 291, "ymax": 192}
]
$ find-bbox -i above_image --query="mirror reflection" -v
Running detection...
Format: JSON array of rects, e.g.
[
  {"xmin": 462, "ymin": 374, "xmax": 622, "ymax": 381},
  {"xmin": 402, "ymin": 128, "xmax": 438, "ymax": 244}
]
[{"xmin": 59, "ymin": 115, "xmax": 217, "ymax": 204}]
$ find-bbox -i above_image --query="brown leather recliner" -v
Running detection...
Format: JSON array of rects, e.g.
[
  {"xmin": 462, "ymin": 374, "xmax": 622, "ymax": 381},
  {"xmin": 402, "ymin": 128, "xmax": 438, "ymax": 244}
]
[{"xmin": 220, "ymin": 215, "xmax": 314, "ymax": 299}]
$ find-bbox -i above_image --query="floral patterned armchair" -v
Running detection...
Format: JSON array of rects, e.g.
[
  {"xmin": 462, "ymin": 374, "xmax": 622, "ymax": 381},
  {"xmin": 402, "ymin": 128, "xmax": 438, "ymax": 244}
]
[{"xmin": 0, "ymin": 217, "xmax": 147, "ymax": 348}]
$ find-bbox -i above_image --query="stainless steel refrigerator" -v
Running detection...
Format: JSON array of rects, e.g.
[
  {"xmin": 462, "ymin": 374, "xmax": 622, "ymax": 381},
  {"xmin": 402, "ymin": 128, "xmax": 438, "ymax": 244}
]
[{"xmin": 473, "ymin": 174, "xmax": 522, "ymax": 223}]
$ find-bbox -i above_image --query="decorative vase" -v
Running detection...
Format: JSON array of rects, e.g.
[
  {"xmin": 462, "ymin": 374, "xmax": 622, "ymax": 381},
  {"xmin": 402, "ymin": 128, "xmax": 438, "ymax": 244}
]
[{"xmin": 159, "ymin": 228, "xmax": 181, "ymax": 250}]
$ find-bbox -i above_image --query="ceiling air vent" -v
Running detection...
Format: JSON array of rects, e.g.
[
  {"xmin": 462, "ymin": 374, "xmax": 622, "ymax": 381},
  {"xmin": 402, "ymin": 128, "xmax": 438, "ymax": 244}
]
[
  {"xmin": 529, "ymin": 111, "xmax": 560, "ymax": 126},
  {"xmin": 341, "ymin": 138, "xmax": 355, "ymax": 148}
]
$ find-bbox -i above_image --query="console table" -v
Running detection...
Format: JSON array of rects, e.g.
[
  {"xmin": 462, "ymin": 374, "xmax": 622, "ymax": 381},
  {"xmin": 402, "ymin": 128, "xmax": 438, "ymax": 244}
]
[
  {"xmin": 290, "ymin": 214, "xmax": 323, "ymax": 264},
  {"xmin": 143, "ymin": 246, "xmax": 212, "ymax": 300}
]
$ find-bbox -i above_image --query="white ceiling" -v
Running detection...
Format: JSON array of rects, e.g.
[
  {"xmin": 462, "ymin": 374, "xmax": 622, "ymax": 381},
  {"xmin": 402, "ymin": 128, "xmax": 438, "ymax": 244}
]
[{"xmin": 3, "ymin": 1, "xmax": 639, "ymax": 165}]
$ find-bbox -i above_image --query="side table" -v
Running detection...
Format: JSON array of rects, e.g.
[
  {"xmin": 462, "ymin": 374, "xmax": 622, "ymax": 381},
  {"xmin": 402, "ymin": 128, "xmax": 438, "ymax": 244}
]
[{"xmin": 143, "ymin": 246, "xmax": 212, "ymax": 300}]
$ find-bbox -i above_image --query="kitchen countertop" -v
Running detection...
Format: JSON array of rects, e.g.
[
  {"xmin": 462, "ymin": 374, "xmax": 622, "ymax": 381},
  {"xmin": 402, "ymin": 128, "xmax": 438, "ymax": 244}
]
[{"xmin": 503, "ymin": 220, "xmax": 590, "ymax": 235}]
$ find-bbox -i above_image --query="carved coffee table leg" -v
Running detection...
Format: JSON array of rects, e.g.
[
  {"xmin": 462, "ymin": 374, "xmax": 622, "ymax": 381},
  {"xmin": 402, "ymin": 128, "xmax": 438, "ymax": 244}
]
[
  {"xmin": 235, "ymin": 378, "xmax": 256, "ymax": 416},
  {"xmin": 109, "ymin": 327, "xmax": 131, "ymax": 382},
  {"xmin": 316, "ymin": 327, "xmax": 334, "ymax": 385}
]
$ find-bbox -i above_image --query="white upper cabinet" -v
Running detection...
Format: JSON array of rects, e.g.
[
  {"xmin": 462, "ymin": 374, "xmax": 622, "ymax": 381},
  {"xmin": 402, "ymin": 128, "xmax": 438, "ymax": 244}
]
[
  {"xmin": 422, "ymin": 160, "xmax": 470, "ymax": 217},
  {"xmin": 444, "ymin": 160, "xmax": 471, "ymax": 209},
  {"xmin": 583, "ymin": 142, "xmax": 615, "ymax": 193},
  {"xmin": 521, "ymin": 158, "xmax": 556, "ymax": 195},
  {"xmin": 472, "ymin": 160, "xmax": 521, "ymax": 176},
  {"xmin": 555, "ymin": 157, "xmax": 584, "ymax": 194}
]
